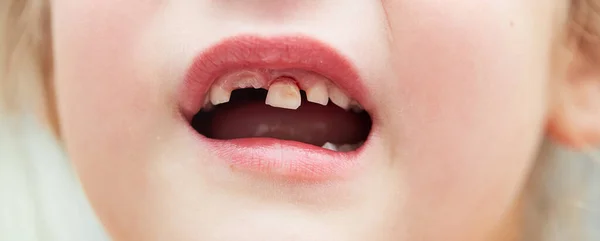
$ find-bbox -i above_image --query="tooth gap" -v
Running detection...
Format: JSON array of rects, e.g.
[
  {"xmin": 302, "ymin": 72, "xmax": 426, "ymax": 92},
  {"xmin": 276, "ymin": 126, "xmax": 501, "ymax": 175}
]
[{"xmin": 229, "ymin": 88, "xmax": 268, "ymax": 102}]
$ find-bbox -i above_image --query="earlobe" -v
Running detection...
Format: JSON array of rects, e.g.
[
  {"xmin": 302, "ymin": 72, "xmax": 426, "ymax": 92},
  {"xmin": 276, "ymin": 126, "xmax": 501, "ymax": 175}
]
[{"xmin": 546, "ymin": 48, "xmax": 600, "ymax": 149}]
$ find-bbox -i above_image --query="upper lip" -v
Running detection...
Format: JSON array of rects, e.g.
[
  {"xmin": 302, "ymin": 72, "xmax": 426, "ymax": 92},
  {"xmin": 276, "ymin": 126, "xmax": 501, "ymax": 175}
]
[{"xmin": 179, "ymin": 35, "xmax": 372, "ymax": 120}]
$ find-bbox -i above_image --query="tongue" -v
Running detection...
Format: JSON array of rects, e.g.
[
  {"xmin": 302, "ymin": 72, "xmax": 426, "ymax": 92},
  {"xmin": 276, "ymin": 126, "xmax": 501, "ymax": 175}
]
[{"xmin": 193, "ymin": 100, "xmax": 371, "ymax": 146}]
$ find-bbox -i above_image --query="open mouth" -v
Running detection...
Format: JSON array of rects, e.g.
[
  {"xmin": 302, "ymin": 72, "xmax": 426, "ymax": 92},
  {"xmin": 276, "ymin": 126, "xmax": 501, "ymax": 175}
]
[
  {"xmin": 191, "ymin": 69, "xmax": 372, "ymax": 152},
  {"xmin": 180, "ymin": 36, "xmax": 374, "ymax": 180}
]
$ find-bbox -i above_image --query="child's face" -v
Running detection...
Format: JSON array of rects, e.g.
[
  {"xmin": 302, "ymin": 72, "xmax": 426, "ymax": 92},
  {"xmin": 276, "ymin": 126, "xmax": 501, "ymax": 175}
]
[{"xmin": 50, "ymin": 1, "xmax": 565, "ymax": 240}]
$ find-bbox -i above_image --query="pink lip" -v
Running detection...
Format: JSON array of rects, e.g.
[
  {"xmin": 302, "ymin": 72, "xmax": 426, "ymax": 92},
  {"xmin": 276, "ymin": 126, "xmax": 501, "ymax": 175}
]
[{"xmin": 180, "ymin": 35, "xmax": 373, "ymax": 181}]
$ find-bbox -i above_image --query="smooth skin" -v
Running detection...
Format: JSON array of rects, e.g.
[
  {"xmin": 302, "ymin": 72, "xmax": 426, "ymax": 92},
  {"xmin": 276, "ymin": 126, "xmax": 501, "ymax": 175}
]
[{"xmin": 50, "ymin": 1, "xmax": 600, "ymax": 240}]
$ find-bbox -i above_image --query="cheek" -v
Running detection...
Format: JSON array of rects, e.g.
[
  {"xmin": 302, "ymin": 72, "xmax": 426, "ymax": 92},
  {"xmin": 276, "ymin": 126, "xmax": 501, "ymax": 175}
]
[
  {"xmin": 52, "ymin": 1, "xmax": 158, "ymax": 155},
  {"xmin": 52, "ymin": 0, "xmax": 160, "ymax": 130},
  {"xmin": 384, "ymin": 0, "xmax": 549, "ymax": 234},
  {"xmin": 51, "ymin": 0, "xmax": 167, "ymax": 231}
]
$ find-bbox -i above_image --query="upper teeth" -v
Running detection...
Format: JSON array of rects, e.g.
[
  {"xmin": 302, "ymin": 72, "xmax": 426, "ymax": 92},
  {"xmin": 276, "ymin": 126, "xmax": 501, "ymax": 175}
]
[
  {"xmin": 204, "ymin": 69, "xmax": 363, "ymax": 111},
  {"xmin": 210, "ymin": 86, "xmax": 231, "ymax": 105},
  {"xmin": 328, "ymin": 85, "xmax": 351, "ymax": 110},
  {"xmin": 265, "ymin": 78, "xmax": 302, "ymax": 110},
  {"xmin": 305, "ymin": 80, "xmax": 329, "ymax": 106}
]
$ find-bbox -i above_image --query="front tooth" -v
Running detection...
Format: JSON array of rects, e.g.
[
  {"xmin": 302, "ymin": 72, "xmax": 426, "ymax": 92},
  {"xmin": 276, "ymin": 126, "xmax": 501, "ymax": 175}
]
[
  {"xmin": 306, "ymin": 81, "xmax": 329, "ymax": 106},
  {"xmin": 266, "ymin": 79, "xmax": 301, "ymax": 110},
  {"xmin": 210, "ymin": 86, "xmax": 231, "ymax": 105},
  {"xmin": 329, "ymin": 86, "xmax": 351, "ymax": 110}
]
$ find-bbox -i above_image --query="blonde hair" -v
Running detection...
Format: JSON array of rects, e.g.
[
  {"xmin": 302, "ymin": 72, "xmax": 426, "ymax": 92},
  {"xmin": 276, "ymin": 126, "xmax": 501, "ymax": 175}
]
[
  {"xmin": 1, "ymin": 2, "xmax": 106, "ymax": 240},
  {"xmin": 0, "ymin": 1, "xmax": 598, "ymax": 241},
  {"xmin": 0, "ymin": 0, "xmax": 57, "ymax": 134}
]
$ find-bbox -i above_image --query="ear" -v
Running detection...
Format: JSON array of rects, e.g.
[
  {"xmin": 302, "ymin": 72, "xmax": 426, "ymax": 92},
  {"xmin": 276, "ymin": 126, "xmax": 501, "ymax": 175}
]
[{"xmin": 546, "ymin": 39, "xmax": 600, "ymax": 150}]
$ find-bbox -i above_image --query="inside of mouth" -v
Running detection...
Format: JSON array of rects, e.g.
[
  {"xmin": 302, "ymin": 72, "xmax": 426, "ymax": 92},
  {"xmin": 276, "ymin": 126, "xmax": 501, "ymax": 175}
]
[{"xmin": 191, "ymin": 88, "xmax": 372, "ymax": 152}]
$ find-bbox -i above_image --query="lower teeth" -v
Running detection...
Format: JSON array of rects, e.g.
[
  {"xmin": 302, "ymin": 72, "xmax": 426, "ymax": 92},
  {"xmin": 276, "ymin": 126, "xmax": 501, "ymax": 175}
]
[{"xmin": 321, "ymin": 142, "xmax": 363, "ymax": 152}]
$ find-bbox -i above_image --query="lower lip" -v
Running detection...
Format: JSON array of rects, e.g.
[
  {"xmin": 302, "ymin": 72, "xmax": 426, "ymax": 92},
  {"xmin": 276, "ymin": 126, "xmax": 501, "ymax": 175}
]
[{"xmin": 195, "ymin": 135, "xmax": 366, "ymax": 181}]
